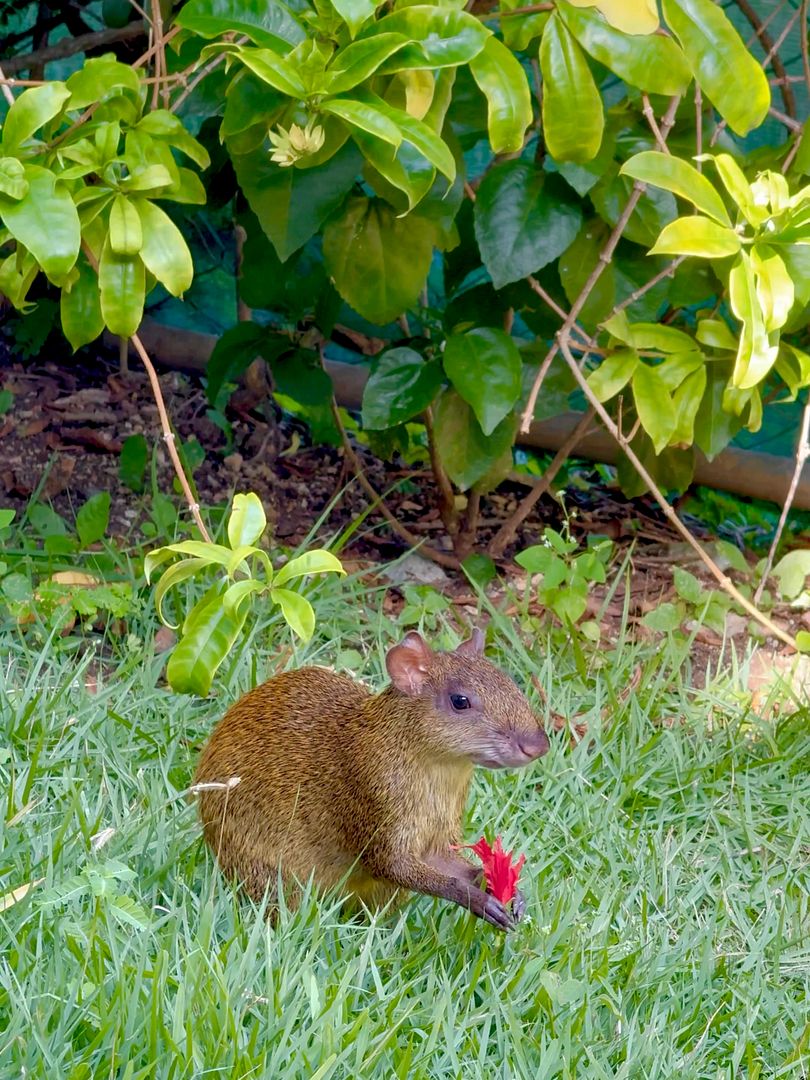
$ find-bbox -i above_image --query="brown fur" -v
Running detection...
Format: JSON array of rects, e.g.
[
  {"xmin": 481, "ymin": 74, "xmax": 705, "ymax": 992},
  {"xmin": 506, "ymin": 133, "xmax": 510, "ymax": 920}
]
[{"xmin": 195, "ymin": 631, "xmax": 549, "ymax": 930}]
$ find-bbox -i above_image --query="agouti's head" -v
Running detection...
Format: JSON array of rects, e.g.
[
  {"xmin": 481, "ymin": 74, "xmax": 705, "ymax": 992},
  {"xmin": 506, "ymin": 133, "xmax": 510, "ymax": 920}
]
[{"xmin": 385, "ymin": 630, "xmax": 549, "ymax": 769}]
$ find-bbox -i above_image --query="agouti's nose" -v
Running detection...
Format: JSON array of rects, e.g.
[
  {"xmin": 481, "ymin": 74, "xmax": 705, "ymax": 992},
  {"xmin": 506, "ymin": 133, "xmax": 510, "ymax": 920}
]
[{"xmin": 517, "ymin": 730, "xmax": 550, "ymax": 760}]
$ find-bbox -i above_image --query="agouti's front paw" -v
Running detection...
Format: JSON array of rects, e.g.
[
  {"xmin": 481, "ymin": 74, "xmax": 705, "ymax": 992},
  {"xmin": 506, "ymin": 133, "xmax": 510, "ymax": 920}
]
[
  {"xmin": 512, "ymin": 888, "xmax": 526, "ymax": 922},
  {"xmin": 474, "ymin": 891, "xmax": 516, "ymax": 932}
]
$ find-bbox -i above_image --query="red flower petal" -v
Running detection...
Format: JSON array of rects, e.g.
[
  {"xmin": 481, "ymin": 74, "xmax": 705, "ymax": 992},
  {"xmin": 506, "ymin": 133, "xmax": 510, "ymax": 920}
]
[{"xmin": 462, "ymin": 834, "xmax": 526, "ymax": 905}]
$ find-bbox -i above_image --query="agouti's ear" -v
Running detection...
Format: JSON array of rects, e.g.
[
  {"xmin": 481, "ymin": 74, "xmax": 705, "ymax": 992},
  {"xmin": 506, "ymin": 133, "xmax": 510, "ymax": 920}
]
[
  {"xmin": 386, "ymin": 632, "xmax": 433, "ymax": 695},
  {"xmin": 454, "ymin": 628, "xmax": 485, "ymax": 657}
]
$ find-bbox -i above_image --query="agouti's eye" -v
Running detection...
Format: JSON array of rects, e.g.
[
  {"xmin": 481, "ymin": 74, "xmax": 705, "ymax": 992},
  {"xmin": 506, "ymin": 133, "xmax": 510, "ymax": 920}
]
[{"xmin": 450, "ymin": 694, "xmax": 471, "ymax": 711}]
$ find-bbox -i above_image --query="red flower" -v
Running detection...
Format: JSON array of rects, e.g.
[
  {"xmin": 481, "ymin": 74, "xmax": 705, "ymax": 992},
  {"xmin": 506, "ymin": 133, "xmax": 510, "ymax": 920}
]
[{"xmin": 464, "ymin": 835, "xmax": 526, "ymax": 905}]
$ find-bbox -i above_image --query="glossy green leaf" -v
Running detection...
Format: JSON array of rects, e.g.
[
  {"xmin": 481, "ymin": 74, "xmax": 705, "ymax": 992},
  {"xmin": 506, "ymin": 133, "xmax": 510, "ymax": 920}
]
[
  {"xmin": 586, "ymin": 348, "xmax": 639, "ymax": 402},
  {"xmin": 60, "ymin": 256, "xmax": 104, "ymax": 351},
  {"xmin": 365, "ymin": 7, "xmax": 490, "ymax": 70},
  {"xmin": 474, "ymin": 162, "xmax": 583, "ymax": 289},
  {"xmin": 777, "ymin": 344, "xmax": 810, "ymax": 400},
  {"xmin": 235, "ymin": 45, "xmax": 307, "ymax": 97},
  {"xmin": 750, "ymin": 243, "xmax": 793, "ymax": 333},
  {"xmin": 362, "ymin": 347, "xmax": 443, "ymax": 429},
  {"xmin": 274, "ymin": 549, "xmax": 345, "ymax": 586},
  {"xmin": 694, "ymin": 364, "xmax": 743, "ymax": 460},
  {"xmin": 0, "ymin": 158, "xmax": 28, "ymax": 201},
  {"xmin": 604, "ymin": 313, "xmax": 697, "ymax": 355},
  {"xmin": 109, "ymin": 194, "xmax": 143, "ymax": 256},
  {"xmin": 698, "ymin": 153, "xmax": 765, "ymax": 228},
  {"xmin": 222, "ymin": 578, "xmax": 267, "ymax": 618},
  {"xmin": 567, "ymin": 0, "xmax": 658, "ymax": 34},
  {"xmin": 468, "ymin": 36, "xmax": 532, "ymax": 154},
  {"xmin": 167, "ymin": 589, "xmax": 249, "ymax": 695},
  {"xmin": 649, "ymin": 216, "xmax": 741, "ymax": 258},
  {"xmin": 696, "ymin": 318, "xmax": 737, "ymax": 351},
  {"xmin": 662, "ymin": 0, "xmax": 770, "ymax": 137},
  {"xmin": 633, "ymin": 363, "xmax": 675, "ymax": 453},
  {"xmin": 98, "ymin": 236, "xmax": 145, "ymax": 338},
  {"xmin": 728, "ymin": 252, "xmax": 778, "ymax": 389},
  {"xmin": 176, "ymin": 0, "xmax": 305, "ymax": 49},
  {"xmin": 355, "ymin": 127, "xmax": 435, "ymax": 211},
  {"xmin": 134, "ymin": 199, "xmax": 193, "ymax": 297},
  {"xmin": 540, "ymin": 13, "xmax": 604, "ymax": 164},
  {"xmin": 0, "ymin": 84, "xmax": 70, "ymax": 154},
  {"xmin": 340, "ymin": 89, "xmax": 455, "ymax": 180},
  {"xmin": 559, "ymin": 3, "xmax": 690, "ymax": 95},
  {"xmin": 153, "ymin": 558, "xmax": 209, "ymax": 627},
  {"xmin": 228, "ymin": 492, "xmax": 266, "ymax": 549},
  {"xmin": 0, "ymin": 165, "xmax": 80, "ymax": 283},
  {"xmin": 433, "ymin": 388, "xmax": 515, "ymax": 490},
  {"xmin": 654, "ymin": 351, "xmax": 704, "ymax": 390},
  {"xmin": 322, "ymin": 197, "xmax": 435, "ymax": 325},
  {"xmin": 162, "ymin": 540, "xmax": 240, "ymax": 568},
  {"xmin": 332, "ymin": 0, "xmax": 377, "ymax": 36},
  {"xmin": 120, "ymin": 164, "xmax": 174, "ymax": 193},
  {"xmin": 271, "ymin": 587, "xmax": 316, "ymax": 640},
  {"xmin": 321, "ymin": 95, "xmax": 402, "ymax": 149},
  {"xmin": 231, "ymin": 140, "xmax": 361, "ymax": 262},
  {"xmin": 65, "ymin": 55, "xmax": 141, "ymax": 108},
  {"xmin": 620, "ymin": 151, "xmax": 730, "ymax": 226},
  {"xmin": 136, "ymin": 110, "xmax": 211, "ymax": 169},
  {"xmin": 670, "ymin": 366, "xmax": 706, "ymax": 446},
  {"xmin": 76, "ymin": 491, "xmax": 110, "ymax": 547},
  {"xmin": 443, "ymin": 328, "xmax": 522, "ymax": 435},
  {"xmin": 325, "ymin": 34, "xmax": 409, "ymax": 94}
]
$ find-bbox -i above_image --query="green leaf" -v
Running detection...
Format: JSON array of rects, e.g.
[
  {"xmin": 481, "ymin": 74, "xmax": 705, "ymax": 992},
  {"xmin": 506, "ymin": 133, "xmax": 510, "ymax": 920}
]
[
  {"xmin": 696, "ymin": 318, "xmax": 737, "ymax": 351},
  {"xmin": 98, "ymin": 236, "xmax": 145, "ymax": 338},
  {"xmin": 433, "ymin": 388, "xmax": 515, "ymax": 490},
  {"xmin": 540, "ymin": 13, "xmax": 604, "ymax": 164},
  {"xmin": 65, "ymin": 55, "xmax": 141, "ymax": 108},
  {"xmin": 750, "ymin": 243, "xmax": 793, "ymax": 333},
  {"xmin": 661, "ymin": 0, "xmax": 770, "ymax": 137},
  {"xmin": 271, "ymin": 587, "xmax": 316, "ymax": 640},
  {"xmin": 167, "ymin": 588, "xmax": 249, "ymax": 695},
  {"xmin": 231, "ymin": 140, "xmax": 361, "ymax": 262},
  {"xmin": 694, "ymin": 364, "xmax": 743, "ymax": 460},
  {"xmin": 474, "ymin": 162, "xmax": 582, "ymax": 289},
  {"xmin": 60, "ymin": 256, "xmax": 104, "ymax": 351},
  {"xmin": 468, "ymin": 36, "xmax": 532, "ymax": 154},
  {"xmin": 153, "ymin": 559, "xmax": 210, "ymax": 627},
  {"xmin": 119, "ymin": 433, "xmax": 148, "ymax": 493},
  {"xmin": 321, "ymin": 96, "xmax": 403, "ymax": 148},
  {"xmin": 771, "ymin": 550, "xmax": 810, "ymax": 601},
  {"xmin": 0, "ymin": 158, "xmax": 28, "ymax": 201},
  {"xmin": 642, "ymin": 601, "xmax": 682, "ymax": 633},
  {"xmin": 649, "ymin": 216, "xmax": 741, "ymax": 258},
  {"xmin": 325, "ymin": 35, "xmax": 409, "ymax": 93},
  {"xmin": 76, "ymin": 492, "xmax": 110, "ymax": 547},
  {"xmin": 205, "ymin": 322, "xmax": 283, "ymax": 405},
  {"xmin": 443, "ymin": 328, "xmax": 522, "ymax": 435},
  {"xmin": 632, "ymin": 363, "xmax": 675, "ymax": 453},
  {"xmin": 274, "ymin": 549, "xmax": 345, "ymax": 586},
  {"xmin": 339, "ymin": 89, "xmax": 455, "ymax": 181},
  {"xmin": 655, "ymin": 351, "xmax": 703, "ymax": 391},
  {"xmin": 332, "ymin": 0, "xmax": 377, "ymax": 37},
  {"xmin": 670, "ymin": 365, "xmax": 706, "ymax": 446},
  {"xmin": 0, "ymin": 84, "xmax": 70, "ymax": 154},
  {"xmin": 134, "ymin": 199, "xmax": 193, "ymax": 297},
  {"xmin": 591, "ymin": 167, "xmax": 677, "ymax": 247},
  {"xmin": 222, "ymin": 578, "xmax": 267, "ymax": 618},
  {"xmin": 361, "ymin": 347, "xmax": 443, "ymax": 429},
  {"xmin": 559, "ymin": 3, "xmax": 691, "ymax": 95},
  {"xmin": 136, "ymin": 111, "xmax": 211, "ymax": 170},
  {"xmin": 109, "ymin": 194, "xmax": 143, "ymax": 256},
  {"xmin": 586, "ymin": 348, "xmax": 639, "ymax": 402},
  {"xmin": 365, "ymin": 6, "xmax": 490, "ymax": 70},
  {"xmin": 322, "ymin": 197, "xmax": 435, "ymax": 325},
  {"xmin": 620, "ymin": 151, "xmax": 731, "ymax": 226},
  {"xmin": 696, "ymin": 153, "xmax": 765, "ymax": 229},
  {"xmin": 235, "ymin": 45, "xmax": 307, "ymax": 97},
  {"xmin": 0, "ymin": 166, "xmax": 80, "ymax": 283},
  {"xmin": 176, "ymin": 0, "xmax": 305, "ymax": 49},
  {"xmin": 728, "ymin": 252, "xmax": 777, "ymax": 389},
  {"xmin": 228, "ymin": 492, "xmax": 266, "ymax": 549}
]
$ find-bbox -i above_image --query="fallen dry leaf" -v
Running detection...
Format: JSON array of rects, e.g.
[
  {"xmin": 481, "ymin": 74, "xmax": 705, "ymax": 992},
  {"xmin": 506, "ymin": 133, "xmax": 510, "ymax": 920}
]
[{"xmin": 0, "ymin": 878, "xmax": 44, "ymax": 912}]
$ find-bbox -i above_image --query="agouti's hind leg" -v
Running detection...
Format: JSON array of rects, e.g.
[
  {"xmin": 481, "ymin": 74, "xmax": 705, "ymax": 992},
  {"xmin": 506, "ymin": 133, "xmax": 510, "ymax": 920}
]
[{"xmin": 240, "ymin": 859, "xmax": 303, "ymax": 920}]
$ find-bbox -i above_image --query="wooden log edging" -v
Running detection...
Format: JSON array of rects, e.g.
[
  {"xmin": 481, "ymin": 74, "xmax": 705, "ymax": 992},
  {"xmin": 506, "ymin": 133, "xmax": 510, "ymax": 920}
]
[{"xmin": 112, "ymin": 320, "xmax": 810, "ymax": 511}]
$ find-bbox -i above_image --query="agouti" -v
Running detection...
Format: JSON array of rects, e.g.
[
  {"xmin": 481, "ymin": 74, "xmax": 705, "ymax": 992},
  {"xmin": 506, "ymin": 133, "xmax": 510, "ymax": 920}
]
[{"xmin": 195, "ymin": 629, "xmax": 549, "ymax": 930}]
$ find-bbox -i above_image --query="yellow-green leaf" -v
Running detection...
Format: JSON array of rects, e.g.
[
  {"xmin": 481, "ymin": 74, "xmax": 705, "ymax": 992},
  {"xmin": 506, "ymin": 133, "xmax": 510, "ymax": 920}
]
[
  {"xmin": 109, "ymin": 194, "xmax": 143, "ymax": 255},
  {"xmin": 648, "ymin": 216, "xmax": 741, "ymax": 258},
  {"xmin": 274, "ymin": 549, "xmax": 345, "ymax": 587},
  {"xmin": 168, "ymin": 588, "xmax": 249, "ymax": 695},
  {"xmin": 134, "ymin": 199, "xmax": 193, "ymax": 297},
  {"xmin": 670, "ymin": 365, "xmax": 706, "ymax": 446},
  {"xmin": 620, "ymin": 151, "xmax": 730, "ymax": 226},
  {"xmin": 586, "ymin": 348, "xmax": 639, "ymax": 402},
  {"xmin": 566, "ymin": 0, "xmax": 658, "ymax": 35},
  {"xmin": 98, "ymin": 236, "xmax": 145, "ymax": 337},
  {"xmin": 750, "ymin": 243, "xmax": 793, "ymax": 333},
  {"xmin": 228, "ymin": 492, "xmax": 266, "ymax": 549},
  {"xmin": 632, "ymin": 363, "xmax": 675, "ymax": 453},
  {"xmin": 271, "ymin": 587, "xmax": 316, "ymax": 640},
  {"xmin": 540, "ymin": 13, "xmax": 604, "ymax": 164},
  {"xmin": 728, "ymin": 252, "xmax": 778, "ymax": 389},
  {"xmin": 468, "ymin": 36, "xmax": 532, "ymax": 154}
]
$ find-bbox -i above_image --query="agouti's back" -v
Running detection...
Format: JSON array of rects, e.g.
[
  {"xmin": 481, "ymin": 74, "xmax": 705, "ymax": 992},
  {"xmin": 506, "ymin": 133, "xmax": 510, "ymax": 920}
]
[{"xmin": 195, "ymin": 631, "xmax": 550, "ymax": 929}]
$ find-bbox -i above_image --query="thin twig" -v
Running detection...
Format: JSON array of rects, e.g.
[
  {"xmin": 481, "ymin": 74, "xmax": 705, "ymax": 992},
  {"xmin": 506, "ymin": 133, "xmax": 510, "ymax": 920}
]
[
  {"xmin": 1, "ymin": 23, "xmax": 145, "ymax": 75},
  {"xmin": 641, "ymin": 95, "xmax": 668, "ymax": 153},
  {"xmin": 424, "ymin": 405, "xmax": 459, "ymax": 536},
  {"xmin": 171, "ymin": 51, "xmax": 227, "ymax": 114},
  {"xmin": 557, "ymin": 338, "xmax": 796, "ymax": 650},
  {"xmin": 607, "ymin": 257, "xmax": 686, "ymax": 321},
  {"xmin": 488, "ymin": 407, "xmax": 595, "ymax": 557},
  {"xmin": 695, "ymin": 84, "xmax": 703, "ymax": 167},
  {"xmin": 0, "ymin": 64, "xmax": 15, "ymax": 107},
  {"xmin": 801, "ymin": 0, "xmax": 810, "ymax": 97},
  {"xmin": 736, "ymin": 0, "xmax": 796, "ymax": 117},
  {"xmin": 754, "ymin": 393, "xmax": 810, "ymax": 604}
]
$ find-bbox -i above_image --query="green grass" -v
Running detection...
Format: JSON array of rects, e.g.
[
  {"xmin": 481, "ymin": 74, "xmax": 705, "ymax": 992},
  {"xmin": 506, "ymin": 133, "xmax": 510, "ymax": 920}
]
[{"xmin": 1, "ymin": 588, "xmax": 809, "ymax": 1079}]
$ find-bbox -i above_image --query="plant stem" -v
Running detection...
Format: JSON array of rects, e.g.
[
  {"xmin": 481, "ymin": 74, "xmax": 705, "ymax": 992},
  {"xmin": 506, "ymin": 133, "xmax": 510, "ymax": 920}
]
[{"xmin": 557, "ymin": 337, "xmax": 796, "ymax": 650}]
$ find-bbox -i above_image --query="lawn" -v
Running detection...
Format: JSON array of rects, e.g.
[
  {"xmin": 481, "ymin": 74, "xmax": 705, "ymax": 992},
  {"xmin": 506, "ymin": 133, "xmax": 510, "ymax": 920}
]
[{"xmin": 2, "ymin": 590, "xmax": 809, "ymax": 1079}]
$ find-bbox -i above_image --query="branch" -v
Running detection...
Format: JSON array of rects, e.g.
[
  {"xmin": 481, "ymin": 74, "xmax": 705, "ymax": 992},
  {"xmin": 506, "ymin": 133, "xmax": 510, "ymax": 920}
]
[
  {"xmin": 754, "ymin": 392, "xmax": 810, "ymax": 604},
  {"xmin": 0, "ymin": 64, "xmax": 15, "ymax": 107},
  {"xmin": 2, "ymin": 22, "xmax": 145, "ymax": 75},
  {"xmin": 557, "ymin": 337, "xmax": 796, "ymax": 650},
  {"xmin": 519, "ymin": 95, "xmax": 680, "ymax": 435},
  {"xmin": 424, "ymin": 405, "xmax": 459, "ymax": 536},
  {"xmin": 736, "ymin": 0, "xmax": 796, "ymax": 117},
  {"xmin": 488, "ymin": 407, "xmax": 595, "ymax": 558}
]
